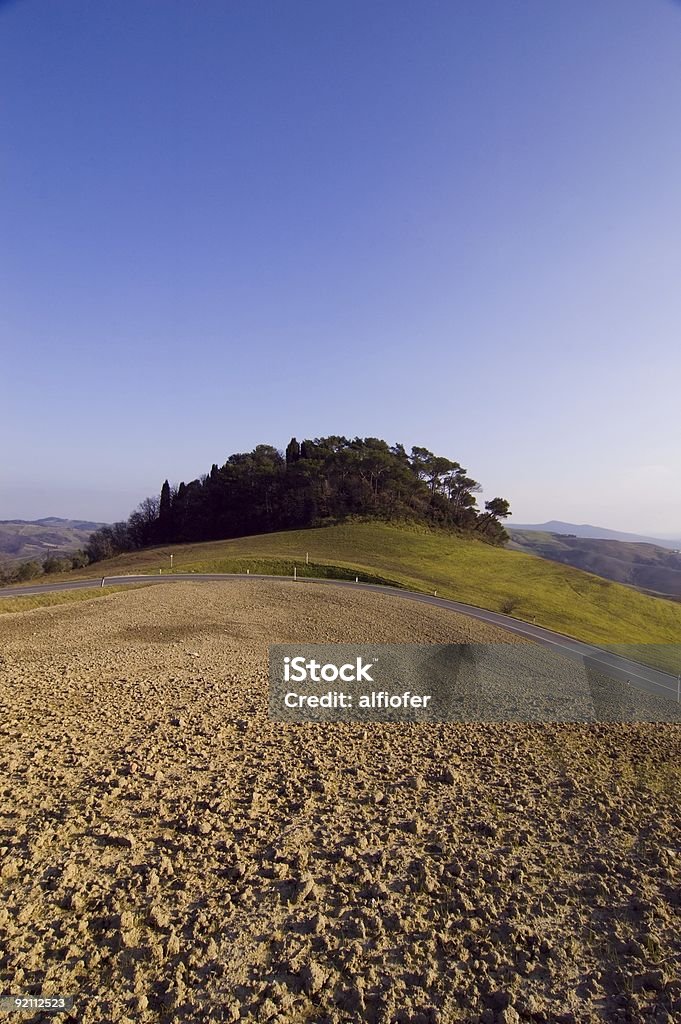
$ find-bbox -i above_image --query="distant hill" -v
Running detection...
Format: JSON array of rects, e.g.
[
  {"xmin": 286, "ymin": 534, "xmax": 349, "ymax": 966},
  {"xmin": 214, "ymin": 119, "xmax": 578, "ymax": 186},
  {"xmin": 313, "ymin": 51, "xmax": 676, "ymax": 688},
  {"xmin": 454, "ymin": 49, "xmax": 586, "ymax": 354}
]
[
  {"xmin": 508, "ymin": 529, "xmax": 681, "ymax": 600},
  {"xmin": 509, "ymin": 520, "xmax": 681, "ymax": 550},
  {"xmin": 0, "ymin": 518, "xmax": 108, "ymax": 563}
]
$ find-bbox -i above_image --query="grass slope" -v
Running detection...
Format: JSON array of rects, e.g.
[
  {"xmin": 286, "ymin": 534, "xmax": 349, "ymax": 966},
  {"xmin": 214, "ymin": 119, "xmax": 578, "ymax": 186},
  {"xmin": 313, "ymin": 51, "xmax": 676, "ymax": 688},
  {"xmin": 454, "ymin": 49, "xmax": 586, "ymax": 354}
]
[
  {"xmin": 38, "ymin": 523, "xmax": 681, "ymax": 671},
  {"xmin": 0, "ymin": 585, "xmax": 148, "ymax": 616}
]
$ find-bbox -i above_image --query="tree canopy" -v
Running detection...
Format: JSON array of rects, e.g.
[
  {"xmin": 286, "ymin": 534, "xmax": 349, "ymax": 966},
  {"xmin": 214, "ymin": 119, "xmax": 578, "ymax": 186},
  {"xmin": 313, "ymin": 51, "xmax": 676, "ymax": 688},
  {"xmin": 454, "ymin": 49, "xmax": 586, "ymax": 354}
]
[{"xmin": 86, "ymin": 435, "xmax": 511, "ymax": 561}]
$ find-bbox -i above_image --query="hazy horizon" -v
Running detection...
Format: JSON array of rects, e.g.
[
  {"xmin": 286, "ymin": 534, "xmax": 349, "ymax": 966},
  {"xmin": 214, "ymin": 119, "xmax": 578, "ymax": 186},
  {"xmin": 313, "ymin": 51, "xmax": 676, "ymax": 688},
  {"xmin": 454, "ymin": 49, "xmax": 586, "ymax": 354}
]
[{"xmin": 3, "ymin": 1, "xmax": 680, "ymax": 534}]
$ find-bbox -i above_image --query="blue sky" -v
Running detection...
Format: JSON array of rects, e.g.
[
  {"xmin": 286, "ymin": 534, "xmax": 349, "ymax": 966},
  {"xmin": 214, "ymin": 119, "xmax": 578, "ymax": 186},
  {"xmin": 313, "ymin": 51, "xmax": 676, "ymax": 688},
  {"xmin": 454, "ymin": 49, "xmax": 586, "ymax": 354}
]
[{"xmin": 2, "ymin": 0, "xmax": 680, "ymax": 533}]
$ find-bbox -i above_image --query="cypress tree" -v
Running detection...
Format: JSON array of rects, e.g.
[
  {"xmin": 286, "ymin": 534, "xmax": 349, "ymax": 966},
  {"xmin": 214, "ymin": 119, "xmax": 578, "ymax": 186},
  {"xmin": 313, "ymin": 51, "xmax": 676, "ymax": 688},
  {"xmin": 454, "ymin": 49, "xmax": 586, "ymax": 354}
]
[
  {"xmin": 160, "ymin": 479, "xmax": 171, "ymax": 517},
  {"xmin": 159, "ymin": 479, "xmax": 172, "ymax": 542},
  {"xmin": 285, "ymin": 437, "xmax": 300, "ymax": 465}
]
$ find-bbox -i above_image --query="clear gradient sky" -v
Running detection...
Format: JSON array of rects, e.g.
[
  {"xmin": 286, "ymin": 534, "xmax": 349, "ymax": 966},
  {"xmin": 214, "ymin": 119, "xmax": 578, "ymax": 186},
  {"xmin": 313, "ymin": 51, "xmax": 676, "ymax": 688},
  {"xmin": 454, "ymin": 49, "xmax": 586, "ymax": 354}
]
[{"xmin": 2, "ymin": 0, "xmax": 680, "ymax": 533}]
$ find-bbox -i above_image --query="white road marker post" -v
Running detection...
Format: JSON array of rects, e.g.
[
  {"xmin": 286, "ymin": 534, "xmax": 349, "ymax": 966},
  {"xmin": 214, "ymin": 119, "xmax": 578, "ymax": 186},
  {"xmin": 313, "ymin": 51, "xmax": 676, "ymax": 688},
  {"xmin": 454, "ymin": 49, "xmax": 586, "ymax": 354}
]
[
  {"xmin": 306, "ymin": 552, "xmax": 309, "ymax": 565},
  {"xmin": 170, "ymin": 553, "xmax": 173, "ymax": 571},
  {"xmin": 101, "ymin": 577, "xmax": 105, "ymax": 588},
  {"xmin": 294, "ymin": 565, "xmax": 297, "ymax": 580}
]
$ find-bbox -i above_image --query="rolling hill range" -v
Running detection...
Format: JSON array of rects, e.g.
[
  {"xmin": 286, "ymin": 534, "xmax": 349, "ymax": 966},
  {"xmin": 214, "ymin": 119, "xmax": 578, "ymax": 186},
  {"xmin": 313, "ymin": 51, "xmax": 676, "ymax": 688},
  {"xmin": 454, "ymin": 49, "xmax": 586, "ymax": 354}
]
[
  {"xmin": 0, "ymin": 517, "xmax": 107, "ymax": 563},
  {"xmin": 34, "ymin": 522, "xmax": 681, "ymax": 671},
  {"xmin": 508, "ymin": 530, "xmax": 681, "ymax": 600},
  {"xmin": 509, "ymin": 520, "xmax": 681, "ymax": 549}
]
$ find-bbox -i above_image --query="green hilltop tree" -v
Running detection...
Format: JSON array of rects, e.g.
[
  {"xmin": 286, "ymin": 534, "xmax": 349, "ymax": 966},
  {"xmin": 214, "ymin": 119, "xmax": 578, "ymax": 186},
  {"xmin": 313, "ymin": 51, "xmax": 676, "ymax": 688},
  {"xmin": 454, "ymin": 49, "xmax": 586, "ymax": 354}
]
[
  {"xmin": 485, "ymin": 497, "xmax": 511, "ymax": 519},
  {"xmin": 476, "ymin": 497, "xmax": 512, "ymax": 541}
]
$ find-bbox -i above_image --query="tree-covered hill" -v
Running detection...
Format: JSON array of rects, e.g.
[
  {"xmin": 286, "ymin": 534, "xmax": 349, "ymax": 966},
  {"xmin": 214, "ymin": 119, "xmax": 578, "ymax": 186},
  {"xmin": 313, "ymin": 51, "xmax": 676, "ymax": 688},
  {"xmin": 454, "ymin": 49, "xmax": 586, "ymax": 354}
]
[{"xmin": 86, "ymin": 436, "xmax": 511, "ymax": 562}]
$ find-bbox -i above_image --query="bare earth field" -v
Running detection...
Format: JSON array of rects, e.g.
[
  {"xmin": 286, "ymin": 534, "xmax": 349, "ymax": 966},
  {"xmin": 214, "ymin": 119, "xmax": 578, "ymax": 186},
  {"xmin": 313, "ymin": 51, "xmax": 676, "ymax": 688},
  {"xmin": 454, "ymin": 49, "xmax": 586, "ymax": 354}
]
[{"xmin": 0, "ymin": 581, "xmax": 680, "ymax": 1024}]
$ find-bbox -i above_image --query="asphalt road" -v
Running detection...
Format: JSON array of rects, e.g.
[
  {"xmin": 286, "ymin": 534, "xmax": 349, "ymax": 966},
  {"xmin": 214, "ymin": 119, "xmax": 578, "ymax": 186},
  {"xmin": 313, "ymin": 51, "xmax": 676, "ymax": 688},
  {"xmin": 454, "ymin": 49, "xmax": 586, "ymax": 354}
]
[{"xmin": 1, "ymin": 572, "xmax": 680, "ymax": 704}]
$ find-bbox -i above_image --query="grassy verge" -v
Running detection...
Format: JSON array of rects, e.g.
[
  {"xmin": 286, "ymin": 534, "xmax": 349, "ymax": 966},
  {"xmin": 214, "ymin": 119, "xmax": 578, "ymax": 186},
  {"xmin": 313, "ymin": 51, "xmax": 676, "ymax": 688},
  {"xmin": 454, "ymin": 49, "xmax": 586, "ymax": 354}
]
[
  {"xmin": 0, "ymin": 585, "xmax": 149, "ymax": 616},
  {"xmin": 169, "ymin": 556, "xmax": 405, "ymax": 589}
]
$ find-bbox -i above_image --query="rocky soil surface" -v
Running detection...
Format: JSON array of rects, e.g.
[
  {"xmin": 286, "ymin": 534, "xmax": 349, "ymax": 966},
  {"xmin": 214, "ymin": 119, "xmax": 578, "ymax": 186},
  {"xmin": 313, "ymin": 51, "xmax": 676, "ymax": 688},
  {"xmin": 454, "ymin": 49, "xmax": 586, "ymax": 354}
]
[{"xmin": 0, "ymin": 580, "xmax": 680, "ymax": 1024}]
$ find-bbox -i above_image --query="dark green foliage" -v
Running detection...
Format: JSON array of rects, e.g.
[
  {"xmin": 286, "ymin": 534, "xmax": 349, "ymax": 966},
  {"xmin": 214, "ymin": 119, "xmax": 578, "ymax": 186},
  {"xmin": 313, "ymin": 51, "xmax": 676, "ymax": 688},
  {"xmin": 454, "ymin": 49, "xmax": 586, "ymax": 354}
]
[
  {"xmin": 0, "ymin": 554, "xmax": 88, "ymax": 585},
  {"xmin": 475, "ymin": 497, "xmax": 512, "ymax": 543},
  {"xmin": 485, "ymin": 498, "xmax": 511, "ymax": 519},
  {"xmin": 285, "ymin": 437, "xmax": 300, "ymax": 464},
  {"xmin": 85, "ymin": 435, "xmax": 511, "ymax": 561},
  {"xmin": 15, "ymin": 560, "xmax": 42, "ymax": 581},
  {"xmin": 42, "ymin": 555, "xmax": 73, "ymax": 574},
  {"xmin": 85, "ymin": 520, "xmax": 139, "ymax": 562},
  {"xmin": 158, "ymin": 479, "xmax": 172, "ymax": 542}
]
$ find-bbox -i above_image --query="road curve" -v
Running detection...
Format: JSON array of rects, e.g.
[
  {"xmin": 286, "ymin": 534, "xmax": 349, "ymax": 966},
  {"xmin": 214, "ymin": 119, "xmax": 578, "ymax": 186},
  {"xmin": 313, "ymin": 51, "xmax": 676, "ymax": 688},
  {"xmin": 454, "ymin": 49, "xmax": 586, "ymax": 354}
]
[{"xmin": 1, "ymin": 572, "xmax": 679, "ymax": 704}]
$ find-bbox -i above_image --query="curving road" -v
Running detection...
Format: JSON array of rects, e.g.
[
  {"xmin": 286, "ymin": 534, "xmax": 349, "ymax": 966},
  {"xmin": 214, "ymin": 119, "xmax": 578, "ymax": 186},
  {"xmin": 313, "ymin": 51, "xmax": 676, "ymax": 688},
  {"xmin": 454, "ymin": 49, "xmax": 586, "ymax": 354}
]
[{"xmin": 1, "ymin": 572, "xmax": 680, "ymax": 704}]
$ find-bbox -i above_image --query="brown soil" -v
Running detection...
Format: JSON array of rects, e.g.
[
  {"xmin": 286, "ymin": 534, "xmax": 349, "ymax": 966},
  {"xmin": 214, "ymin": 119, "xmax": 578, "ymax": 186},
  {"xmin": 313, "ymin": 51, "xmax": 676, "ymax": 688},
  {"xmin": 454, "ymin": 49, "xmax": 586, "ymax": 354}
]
[{"xmin": 0, "ymin": 581, "xmax": 679, "ymax": 1024}]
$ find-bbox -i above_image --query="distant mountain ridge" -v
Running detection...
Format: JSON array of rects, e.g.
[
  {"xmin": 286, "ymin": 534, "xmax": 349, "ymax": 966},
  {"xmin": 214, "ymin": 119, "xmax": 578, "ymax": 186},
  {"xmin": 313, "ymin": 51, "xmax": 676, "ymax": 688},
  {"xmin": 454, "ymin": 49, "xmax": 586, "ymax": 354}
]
[
  {"xmin": 2, "ymin": 516, "xmax": 106, "ymax": 531},
  {"xmin": 0, "ymin": 518, "xmax": 109, "ymax": 563},
  {"xmin": 509, "ymin": 520, "xmax": 681, "ymax": 550}
]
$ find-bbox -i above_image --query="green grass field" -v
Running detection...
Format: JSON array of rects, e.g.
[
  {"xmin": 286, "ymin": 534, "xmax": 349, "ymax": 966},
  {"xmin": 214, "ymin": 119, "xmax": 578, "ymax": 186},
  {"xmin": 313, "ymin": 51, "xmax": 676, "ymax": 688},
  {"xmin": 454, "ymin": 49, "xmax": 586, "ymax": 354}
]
[{"xmin": 21, "ymin": 522, "xmax": 681, "ymax": 672}]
